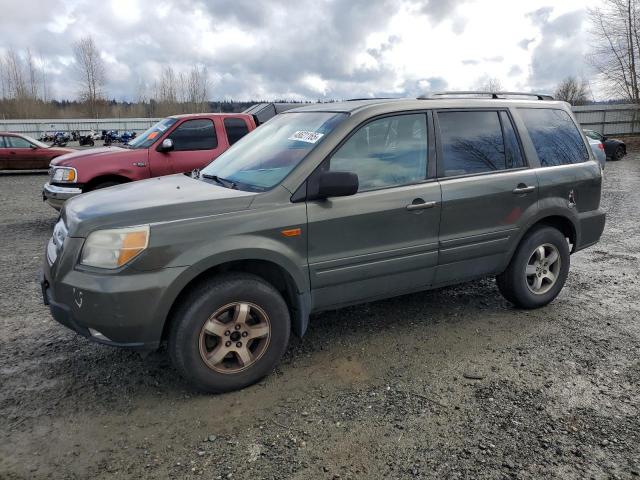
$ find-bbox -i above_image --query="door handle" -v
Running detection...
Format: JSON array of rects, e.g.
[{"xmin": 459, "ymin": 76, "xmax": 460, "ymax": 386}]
[
  {"xmin": 406, "ymin": 200, "xmax": 437, "ymax": 211},
  {"xmin": 512, "ymin": 185, "xmax": 535, "ymax": 194}
]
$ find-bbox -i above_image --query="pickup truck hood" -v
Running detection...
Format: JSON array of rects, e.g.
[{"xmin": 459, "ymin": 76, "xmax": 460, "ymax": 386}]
[
  {"xmin": 50, "ymin": 146, "xmax": 143, "ymax": 167},
  {"xmin": 63, "ymin": 174, "xmax": 257, "ymax": 236}
]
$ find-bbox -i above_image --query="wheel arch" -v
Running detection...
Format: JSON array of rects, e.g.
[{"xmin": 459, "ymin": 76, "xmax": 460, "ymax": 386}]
[
  {"xmin": 160, "ymin": 258, "xmax": 311, "ymax": 344},
  {"xmin": 503, "ymin": 212, "xmax": 578, "ymax": 274},
  {"xmin": 83, "ymin": 174, "xmax": 132, "ymax": 192}
]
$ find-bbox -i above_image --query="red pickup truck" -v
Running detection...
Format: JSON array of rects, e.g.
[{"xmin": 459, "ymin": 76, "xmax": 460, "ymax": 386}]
[{"xmin": 43, "ymin": 113, "xmax": 257, "ymax": 210}]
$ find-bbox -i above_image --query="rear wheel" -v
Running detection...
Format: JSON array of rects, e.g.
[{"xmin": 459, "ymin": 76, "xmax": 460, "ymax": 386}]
[
  {"xmin": 496, "ymin": 226, "xmax": 570, "ymax": 309},
  {"xmin": 169, "ymin": 273, "xmax": 290, "ymax": 393},
  {"xmin": 612, "ymin": 145, "xmax": 625, "ymax": 161}
]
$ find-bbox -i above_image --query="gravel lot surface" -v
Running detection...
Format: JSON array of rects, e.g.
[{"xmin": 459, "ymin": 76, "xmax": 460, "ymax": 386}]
[{"xmin": 0, "ymin": 156, "xmax": 639, "ymax": 479}]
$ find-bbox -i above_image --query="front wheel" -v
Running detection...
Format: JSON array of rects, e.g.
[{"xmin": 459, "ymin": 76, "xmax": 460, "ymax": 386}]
[
  {"xmin": 168, "ymin": 273, "xmax": 291, "ymax": 393},
  {"xmin": 496, "ymin": 226, "xmax": 570, "ymax": 309}
]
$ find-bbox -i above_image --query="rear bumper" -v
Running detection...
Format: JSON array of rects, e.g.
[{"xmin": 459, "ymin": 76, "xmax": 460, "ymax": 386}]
[
  {"xmin": 42, "ymin": 182, "xmax": 82, "ymax": 210},
  {"xmin": 576, "ymin": 208, "xmax": 606, "ymax": 251}
]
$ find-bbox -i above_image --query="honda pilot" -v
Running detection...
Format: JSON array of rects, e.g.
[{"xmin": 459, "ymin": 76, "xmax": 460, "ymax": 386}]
[{"xmin": 41, "ymin": 94, "xmax": 606, "ymax": 392}]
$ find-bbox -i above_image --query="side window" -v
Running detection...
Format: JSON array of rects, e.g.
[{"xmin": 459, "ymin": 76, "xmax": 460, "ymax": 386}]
[
  {"xmin": 329, "ymin": 114, "xmax": 428, "ymax": 192},
  {"xmin": 499, "ymin": 111, "xmax": 525, "ymax": 169},
  {"xmin": 224, "ymin": 118, "xmax": 250, "ymax": 145},
  {"xmin": 169, "ymin": 119, "xmax": 217, "ymax": 151},
  {"xmin": 0, "ymin": 136, "xmax": 5, "ymax": 148},
  {"xmin": 519, "ymin": 108, "xmax": 589, "ymax": 166},
  {"xmin": 6, "ymin": 136, "xmax": 32, "ymax": 148},
  {"xmin": 438, "ymin": 111, "xmax": 508, "ymax": 177}
]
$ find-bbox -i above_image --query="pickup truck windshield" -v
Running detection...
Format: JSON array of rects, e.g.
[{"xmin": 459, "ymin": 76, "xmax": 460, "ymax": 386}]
[
  {"xmin": 128, "ymin": 118, "xmax": 178, "ymax": 149},
  {"xmin": 200, "ymin": 112, "xmax": 347, "ymax": 192}
]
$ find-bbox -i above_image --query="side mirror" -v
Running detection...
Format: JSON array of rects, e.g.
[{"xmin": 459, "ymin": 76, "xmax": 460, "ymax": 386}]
[
  {"xmin": 316, "ymin": 171, "xmax": 358, "ymax": 199},
  {"xmin": 159, "ymin": 138, "xmax": 174, "ymax": 152},
  {"xmin": 602, "ymin": 136, "xmax": 608, "ymax": 141},
  {"xmin": 30, "ymin": 145, "xmax": 38, "ymax": 149}
]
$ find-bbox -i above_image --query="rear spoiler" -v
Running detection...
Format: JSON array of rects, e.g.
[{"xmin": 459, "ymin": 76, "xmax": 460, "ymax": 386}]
[{"xmin": 243, "ymin": 103, "xmax": 301, "ymax": 126}]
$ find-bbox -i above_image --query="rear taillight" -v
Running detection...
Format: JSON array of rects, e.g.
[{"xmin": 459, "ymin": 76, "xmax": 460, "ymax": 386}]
[{"xmin": 598, "ymin": 143, "xmax": 605, "ymax": 150}]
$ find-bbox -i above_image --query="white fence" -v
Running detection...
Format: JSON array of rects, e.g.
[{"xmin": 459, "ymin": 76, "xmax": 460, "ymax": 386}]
[
  {"xmin": 572, "ymin": 104, "xmax": 640, "ymax": 136},
  {"xmin": 0, "ymin": 118, "xmax": 161, "ymax": 137},
  {"xmin": 2, "ymin": 104, "xmax": 640, "ymax": 138}
]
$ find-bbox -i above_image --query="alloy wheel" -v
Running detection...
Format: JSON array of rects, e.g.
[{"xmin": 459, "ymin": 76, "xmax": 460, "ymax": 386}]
[
  {"xmin": 198, "ymin": 302, "xmax": 271, "ymax": 374},
  {"xmin": 525, "ymin": 243, "xmax": 561, "ymax": 295}
]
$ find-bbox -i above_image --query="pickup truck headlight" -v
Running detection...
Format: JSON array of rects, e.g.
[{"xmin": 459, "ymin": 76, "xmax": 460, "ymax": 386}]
[
  {"xmin": 80, "ymin": 225, "xmax": 149, "ymax": 269},
  {"xmin": 52, "ymin": 167, "xmax": 77, "ymax": 183}
]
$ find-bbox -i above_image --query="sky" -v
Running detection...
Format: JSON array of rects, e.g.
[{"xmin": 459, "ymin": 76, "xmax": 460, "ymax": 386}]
[{"xmin": 0, "ymin": 0, "xmax": 602, "ymax": 101}]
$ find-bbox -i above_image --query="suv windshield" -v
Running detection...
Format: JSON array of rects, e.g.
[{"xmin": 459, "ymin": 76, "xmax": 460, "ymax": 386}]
[
  {"xmin": 200, "ymin": 112, "xmax": 347, "ymax": 192},
  {"xmin": 128, "ymin": 118, "xmax": 178, "ymax": 149}
]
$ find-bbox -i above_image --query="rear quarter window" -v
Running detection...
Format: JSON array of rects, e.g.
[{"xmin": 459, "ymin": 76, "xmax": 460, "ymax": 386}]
[
  {"xmin": 223, "ymin": 118, "xmax": 250, "ymax": 145},
  {"xmin": 519, "ymin": 108, "xmax": 589, "ymax": 166}
]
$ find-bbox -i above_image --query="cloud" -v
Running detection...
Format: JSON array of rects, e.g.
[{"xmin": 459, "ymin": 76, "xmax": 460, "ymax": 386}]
[
  {"xmin": 0, "ymin": 0, "xmax": 593, "ymax": 101},
  {"xmin": 508, "ymin": 65, "xmax": 523, "ymax": 77},
  {"xmin": 518, "ymin": 38, "xmax": 535, "ymax": 50},
  {"xmin": 527, "ymin": 9, "xmax": 587, "ymax": 90}
]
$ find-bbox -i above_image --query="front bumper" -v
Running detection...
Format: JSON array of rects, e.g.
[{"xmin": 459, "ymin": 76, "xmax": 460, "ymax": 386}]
[
  {"xmin": 42, "ymin": 182, "xmax": 82, "ymax": 210},
  {"xmin": 41, "ymin": 241, "xmax": 188, "ymax": 350}
]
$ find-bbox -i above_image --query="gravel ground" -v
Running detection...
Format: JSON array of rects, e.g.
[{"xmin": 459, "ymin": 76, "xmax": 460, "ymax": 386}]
[{"xmin": 0, "ymin": 156, "xmax": 639, "ymax": 480}]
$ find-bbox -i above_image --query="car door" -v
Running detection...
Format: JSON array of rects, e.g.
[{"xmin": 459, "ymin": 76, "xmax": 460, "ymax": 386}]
[
  {"xmin": 306, "ymin": 112, "xmax": 442, "ymax": 309},
  {"xmin": 150, "ymin": 118, "xmax": 225, "ymax": 174},
  {"xmin": 434, "ymin": 109, "xmax": 539, "ymax": 285},
  {"xmin": 4, "ymin": 135, "xmax": 41, "ymax": 169}
]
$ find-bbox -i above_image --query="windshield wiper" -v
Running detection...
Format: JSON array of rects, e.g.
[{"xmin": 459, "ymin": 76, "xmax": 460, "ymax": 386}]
[{"xmin": 201, "ymin": 173, "xmax": 237, "ymax": 189}]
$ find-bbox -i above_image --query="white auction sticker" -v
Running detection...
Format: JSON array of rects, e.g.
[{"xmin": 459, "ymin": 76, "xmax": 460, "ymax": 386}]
[{"xmin": 288, "ymin": 130, "xmax": 324, "ymax": 144}]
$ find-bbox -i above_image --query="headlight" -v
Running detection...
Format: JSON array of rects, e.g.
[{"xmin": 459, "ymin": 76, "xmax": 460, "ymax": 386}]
[
  {"xmin": 80, "ymin": 225, "xmax": 149, "ymax": 269},
  {"xmin": 52, "ymin": 167, "xmax": 77, "ymax": 183}
]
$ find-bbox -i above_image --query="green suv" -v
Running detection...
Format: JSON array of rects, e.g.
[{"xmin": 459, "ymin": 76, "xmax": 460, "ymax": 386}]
[{"xmin": 41, "ymin": 94, "xmax": 606, "ymax": 392}]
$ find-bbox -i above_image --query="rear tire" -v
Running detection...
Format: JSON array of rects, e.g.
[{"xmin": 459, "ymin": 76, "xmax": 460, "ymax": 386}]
[
  {"xmin": 613, "ymin": 145, "xmax": 625, "ymax": 161},
  {"xmin": 496, "ymin": 226, "xmax": 570, "ymax": 309},
  {"xmin": 168, "ymin": 273, "xmax": 290, "ymax": 393}
]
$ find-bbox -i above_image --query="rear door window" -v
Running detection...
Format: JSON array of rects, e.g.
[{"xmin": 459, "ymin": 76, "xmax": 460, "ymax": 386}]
[
  {"xmin": 438, "ymin": 110, "xmax": 516, "ymax": 177},
  {"xmin": 6, "ymin": 136, "xmax": 32, "ymax": 148},
  {"xmin": 223, "ymin": 118, "xmax": 250, "ymax": 145},
  {"xmin": 518, "ymin": 108, "xmax": 589, "ymax": 166},
  {"xmin": 170, "ymin": 119, "xmax": 217, "ymax": 151}
]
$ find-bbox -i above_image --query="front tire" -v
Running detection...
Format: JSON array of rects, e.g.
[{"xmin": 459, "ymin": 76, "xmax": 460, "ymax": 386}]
[
  {"xmin": 496, "ymin": 226, "xmax": 570, "ymax": 309},
  {"xmin": 168, "ymin": 273, "xmax": 291, "ymax": 393},
  {"xmin": 91, "ymin": 181, "xmax": 120, "ymax": 191}
]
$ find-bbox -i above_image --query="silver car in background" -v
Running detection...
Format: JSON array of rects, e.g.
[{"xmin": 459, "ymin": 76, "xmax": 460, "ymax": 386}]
[{"xmin": 587, "ymin": 136, "xmax": 606, "ymax": 170}]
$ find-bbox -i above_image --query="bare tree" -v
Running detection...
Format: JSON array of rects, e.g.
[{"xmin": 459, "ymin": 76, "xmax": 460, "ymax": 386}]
[
  {"xmin": 157, "ymin": 65, "xmax": 178, "ymax": 103},
  {"xmin": 73, "ymin": 36, "xmax": 106, "ymax": 116},
  {"xmin": 554, "ymin": 76, "xmax": 591, "ymax": 105},
  {"xmin": 184, "ymin": 65, "xmax": 209, "ymax": 111},
  {"xmin": 588, "ymin": 0, "xmax": 640, "ymax": 102},
  {"xmin": 476, "ymin": 77, "xmax": 504, "ymax": 92},
  {"xmin": 3, "ymin": 48, "xmax": 27, "ymax": 100}
]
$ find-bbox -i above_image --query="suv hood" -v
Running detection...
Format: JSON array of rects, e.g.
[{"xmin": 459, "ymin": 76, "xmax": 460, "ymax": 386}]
[
  {"xmin": 50, "ymin": 146, "xmax": 135, "ymax": 167},
  {"xmin": 63, "ymin": 174, "xmax": 257, "ymax": 236}
]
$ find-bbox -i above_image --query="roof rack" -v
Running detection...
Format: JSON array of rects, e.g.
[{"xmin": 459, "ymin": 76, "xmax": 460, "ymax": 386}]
[
  {"xmin": 345, "ymin": 97, "xmax": 397, "ymax": 101},
  {"xmin": 419, "ymin": 91, "xmax": 554, "ymax": 101}
]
